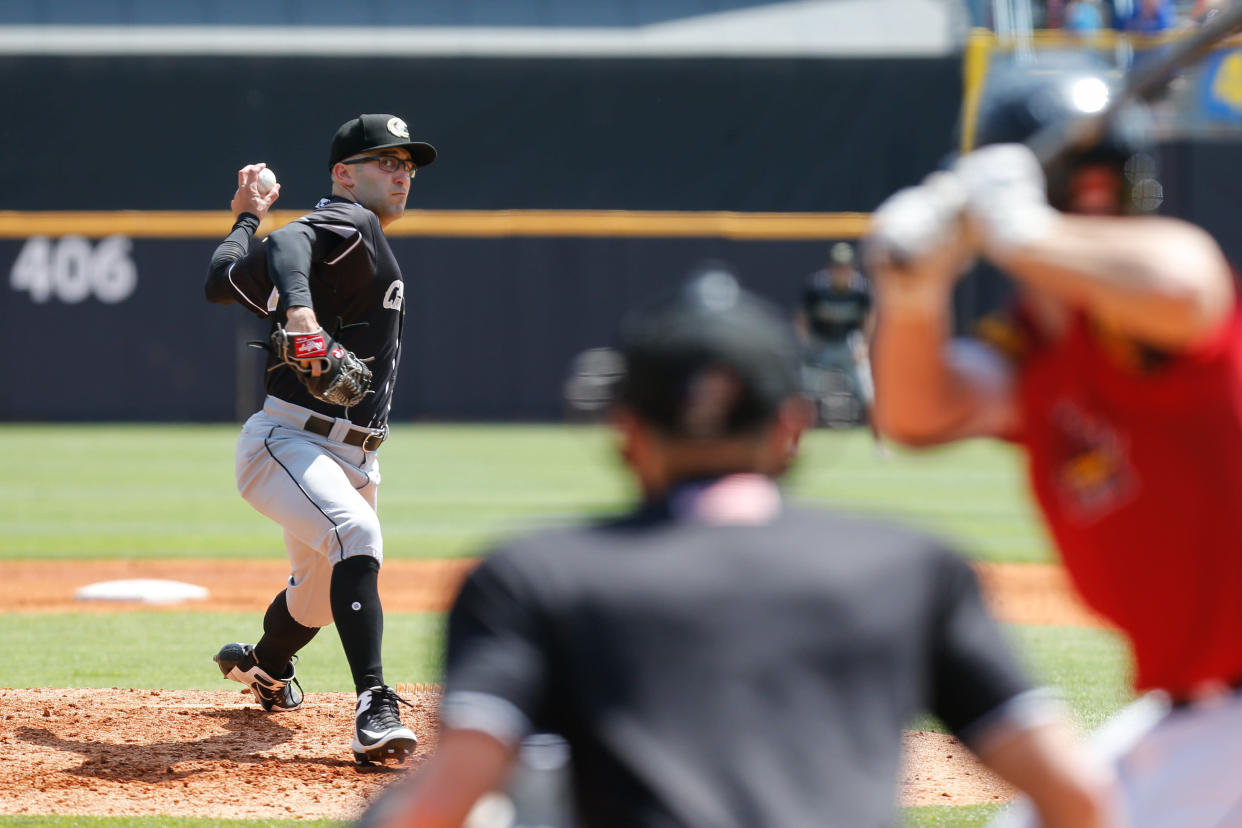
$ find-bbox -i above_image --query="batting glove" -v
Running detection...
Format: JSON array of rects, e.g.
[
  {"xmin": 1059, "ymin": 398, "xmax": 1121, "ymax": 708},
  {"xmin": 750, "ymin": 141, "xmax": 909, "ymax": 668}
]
[
  {"xmin": 865, "ymin": 171, "xmax": 967, "ymax": 269},
  {"xmin": 952, "ymin": 144, "xmax": 1058, "ymax": 259}
]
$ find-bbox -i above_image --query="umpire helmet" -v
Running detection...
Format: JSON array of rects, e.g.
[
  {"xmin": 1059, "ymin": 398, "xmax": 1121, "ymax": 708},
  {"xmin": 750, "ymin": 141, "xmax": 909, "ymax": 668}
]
[
  {"xmin": 972, "ymin": 65, "xmax": 1161, "ymax": 213},
  {"xmin": 614, "ymin": 272, "xmax": 802, "ymax": 439}
]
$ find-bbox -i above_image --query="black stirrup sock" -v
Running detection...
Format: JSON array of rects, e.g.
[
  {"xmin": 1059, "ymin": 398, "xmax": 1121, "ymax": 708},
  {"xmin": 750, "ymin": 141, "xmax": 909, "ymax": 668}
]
[
  {"xmin": 331, "ymin": 555, "xmax": 385, "ymax": 694},
  {"xmin": 254, "ymin": 589, "xmax": 319, "ymax": 676}
]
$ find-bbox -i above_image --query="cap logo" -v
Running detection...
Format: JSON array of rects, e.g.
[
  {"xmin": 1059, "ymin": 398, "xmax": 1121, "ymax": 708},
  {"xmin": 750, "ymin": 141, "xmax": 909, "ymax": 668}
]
[{"xmin": 387, "ymin": 117, "xmax": 410, "ymax": 139}]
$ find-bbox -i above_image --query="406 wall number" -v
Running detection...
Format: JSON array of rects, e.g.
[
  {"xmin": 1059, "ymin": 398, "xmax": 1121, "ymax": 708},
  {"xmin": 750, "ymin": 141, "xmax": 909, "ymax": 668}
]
[{"xmin": 9, "ymin": 235, "xmax": 137, "ymax": 304}]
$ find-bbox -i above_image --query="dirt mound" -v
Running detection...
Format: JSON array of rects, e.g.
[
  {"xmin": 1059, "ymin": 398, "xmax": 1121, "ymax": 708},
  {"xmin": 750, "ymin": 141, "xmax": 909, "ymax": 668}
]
[
  {"xmin": 902, "ymin": 731, "xmax": 1015, "ymax": 807},
  {"xmin": 0, "ymin": 560, "xmax": 1104, "ymax": 817},
  {"xmin": 0, "ymin": 687, "xmax": 439, "ymax": 820},
  {"xmin": 0, "ymin": 688, "xmax": 1014, "ymax": 817}
]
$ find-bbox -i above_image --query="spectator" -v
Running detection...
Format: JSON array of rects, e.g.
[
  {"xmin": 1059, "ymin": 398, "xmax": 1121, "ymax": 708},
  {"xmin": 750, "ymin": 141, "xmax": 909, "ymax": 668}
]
[
  {"xmin": 1112, "ymin": 0, "xmax": 1176, "ymax": 33},
  {"xmin": 1189, "ymin": 0, "xmax": 1222, "ymax": 24},
  {"xmin": 1064, "ymin": 0, "xmax": 1107, "ymax": 33}
]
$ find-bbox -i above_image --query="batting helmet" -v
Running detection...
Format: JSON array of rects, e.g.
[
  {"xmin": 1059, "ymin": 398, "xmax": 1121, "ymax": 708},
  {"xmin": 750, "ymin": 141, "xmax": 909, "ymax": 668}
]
[{"xmin": 972, "ymin": 64, "xmax": 1161, "ymax": 213}]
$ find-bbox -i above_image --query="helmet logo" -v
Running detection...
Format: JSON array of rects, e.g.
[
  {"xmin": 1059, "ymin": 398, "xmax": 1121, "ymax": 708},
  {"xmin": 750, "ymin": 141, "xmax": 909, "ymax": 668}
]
[{"xmin": 387, "ymin": 117, "xmax": 409, "ymax": 139}]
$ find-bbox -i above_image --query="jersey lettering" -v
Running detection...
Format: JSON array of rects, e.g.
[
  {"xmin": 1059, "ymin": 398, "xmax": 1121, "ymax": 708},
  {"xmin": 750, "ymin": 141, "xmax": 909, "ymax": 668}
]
[{"xmin": 382, "ymin": 280, "xmax": 404, "ymax": 311}]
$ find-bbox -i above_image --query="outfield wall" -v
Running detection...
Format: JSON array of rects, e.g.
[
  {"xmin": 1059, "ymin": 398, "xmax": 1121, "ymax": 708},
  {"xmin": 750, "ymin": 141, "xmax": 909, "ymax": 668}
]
[
  {"xmin": 4, "ymin": 52, "xmax": 1241, "ymax": 421},
  {"xmin": 0, "ymin": 55, "xmax": 961, "ymax": 213},
  {"xmin": 0, "ymin": 53, "xmax": 957, "ymax": 422},
  {"xmin": 1, "ymin": 223, "xmax": 867, "ymax": 422}
]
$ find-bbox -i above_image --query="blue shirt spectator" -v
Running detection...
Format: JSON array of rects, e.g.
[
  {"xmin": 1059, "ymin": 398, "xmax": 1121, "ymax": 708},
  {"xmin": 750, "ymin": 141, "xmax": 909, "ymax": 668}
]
[
  {"xmin": 1112, "ymin": 0, "xmax": 1176, "ymax": 33},
  {"xmin": 1065, "ymin": 0, "xmax": 1106, "ymax": 32}
]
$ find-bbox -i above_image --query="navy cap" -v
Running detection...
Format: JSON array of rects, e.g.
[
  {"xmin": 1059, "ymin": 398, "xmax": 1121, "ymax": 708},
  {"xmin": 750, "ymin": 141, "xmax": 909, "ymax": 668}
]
[
  {"xmin": 615, "ymin": 271, "xmax": 802, "ymax": 438},
  {"xmin": 329, "ymin": 114, "xmax": 437, "ymax": 170}
]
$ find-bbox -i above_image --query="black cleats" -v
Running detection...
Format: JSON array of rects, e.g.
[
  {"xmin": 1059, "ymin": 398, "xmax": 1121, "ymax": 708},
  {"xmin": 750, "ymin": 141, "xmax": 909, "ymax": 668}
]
[
  {"xmin": 213, "ymin": 642, "xmax": 303, "ymax": 712},
  {"xmin": 351, "ymin": 684, "xmax": 417, "ymax": 765}
]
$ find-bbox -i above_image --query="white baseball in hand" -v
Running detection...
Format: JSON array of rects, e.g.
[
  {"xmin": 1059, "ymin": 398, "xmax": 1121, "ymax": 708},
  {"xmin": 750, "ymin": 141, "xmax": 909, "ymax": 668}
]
[{"xmin": 256, "ymin": 167, "xmax": 278, "ymax": 194}]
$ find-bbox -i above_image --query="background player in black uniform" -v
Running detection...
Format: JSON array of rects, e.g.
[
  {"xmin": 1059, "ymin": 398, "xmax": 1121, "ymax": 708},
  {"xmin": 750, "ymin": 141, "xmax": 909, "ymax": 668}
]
[
  {"xmin": 203, "ymin": 114, "xmax": 436, "ymax": 765},
  {"xmin": 795, "ymin": 243, "xmax": 880, "ymax": 441},
  {"xmin": 359, "ymin": 273, "xmax": 1117, "ymax": 827}
]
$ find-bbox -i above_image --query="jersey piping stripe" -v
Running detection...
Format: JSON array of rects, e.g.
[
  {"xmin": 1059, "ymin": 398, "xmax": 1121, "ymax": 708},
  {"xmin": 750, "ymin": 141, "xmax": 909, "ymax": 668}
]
[
  {"xmin": 323, "ymin": 232, "xmax": 363, "ymax": 265},
  {"xmin": 0, "ymin": 209, "xmax": 870, "ymax": 240},
  {"xmin": 226, "ymin": 260, "xmax": 269, "ymax": 317},
  {"xmin": 263, "ymin": 425, "xmax": 346, "ymax": 562}
]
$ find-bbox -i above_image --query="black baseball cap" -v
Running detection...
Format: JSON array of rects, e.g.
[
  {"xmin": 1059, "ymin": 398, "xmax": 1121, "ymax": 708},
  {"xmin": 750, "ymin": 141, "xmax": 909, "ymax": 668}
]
[
  {"xmin": 329, "ymin": 114, "xmax": 437, "ymax": 170},
  {"xmin": 614, "ymin": 271, "xmax": 802, "ymax": 438}
]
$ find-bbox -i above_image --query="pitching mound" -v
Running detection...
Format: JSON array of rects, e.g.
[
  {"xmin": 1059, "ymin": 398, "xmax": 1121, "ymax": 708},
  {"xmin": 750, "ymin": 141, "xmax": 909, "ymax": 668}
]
[
  {"xmin": 0, "ymin": 687, "xmax": 439, "ymax": 820},
  {"xmin": 0, "ymin": 687, "xmax": 1012, "ymax": 817},
  {"xmin": 0, "ymin": 559, "xmax": 1104, "ymax": 816}
]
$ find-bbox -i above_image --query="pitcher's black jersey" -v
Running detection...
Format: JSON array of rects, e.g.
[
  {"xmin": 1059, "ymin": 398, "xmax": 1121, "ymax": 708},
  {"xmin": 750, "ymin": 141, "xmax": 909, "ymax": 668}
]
[{"xmin": 206, "ymin": 197, "xmax": 405, "ymax": 428}]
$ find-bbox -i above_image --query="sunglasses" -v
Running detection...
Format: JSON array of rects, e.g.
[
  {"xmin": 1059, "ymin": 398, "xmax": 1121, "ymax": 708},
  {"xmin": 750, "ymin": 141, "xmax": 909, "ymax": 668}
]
[{"xmin": 341, "ymin": 155, "xmax": 416, "ymax": 175}]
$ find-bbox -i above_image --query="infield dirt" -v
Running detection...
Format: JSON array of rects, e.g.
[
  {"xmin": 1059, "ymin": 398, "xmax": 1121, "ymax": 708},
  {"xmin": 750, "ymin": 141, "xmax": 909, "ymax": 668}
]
[{"xmin": 0, "ymin": 559, "xmax": 1111, "ymax": 818}]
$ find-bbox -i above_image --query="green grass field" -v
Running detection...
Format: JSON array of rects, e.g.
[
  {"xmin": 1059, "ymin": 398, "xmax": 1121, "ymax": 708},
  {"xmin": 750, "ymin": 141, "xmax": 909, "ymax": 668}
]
[
  {"xmin": 0, "ymin": 424, "xmax": 1129, "ymax": 828},
  {"xmin": 0, "ymin": 424, "xmax": 1051, "ymax": 563}
]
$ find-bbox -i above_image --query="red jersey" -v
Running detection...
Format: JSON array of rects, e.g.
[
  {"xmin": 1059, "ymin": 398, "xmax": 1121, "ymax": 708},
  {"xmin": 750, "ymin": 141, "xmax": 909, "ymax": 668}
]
[{"xmin": 1007, "ymin": 303, "xmax": 1242, "ymax": 697}]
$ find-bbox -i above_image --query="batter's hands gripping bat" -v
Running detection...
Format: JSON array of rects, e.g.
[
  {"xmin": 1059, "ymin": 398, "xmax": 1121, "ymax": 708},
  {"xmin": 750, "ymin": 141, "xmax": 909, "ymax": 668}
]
[{"xmin": 1027, "ymin": 0, "xmax": 1242, "ymax": 170}]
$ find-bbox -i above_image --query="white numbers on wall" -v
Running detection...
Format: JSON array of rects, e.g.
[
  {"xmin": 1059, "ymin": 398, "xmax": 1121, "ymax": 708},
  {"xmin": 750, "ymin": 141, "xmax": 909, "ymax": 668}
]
[{"xmin": 10, "ymin": 235, "xmax": 138, "ymax": 304}]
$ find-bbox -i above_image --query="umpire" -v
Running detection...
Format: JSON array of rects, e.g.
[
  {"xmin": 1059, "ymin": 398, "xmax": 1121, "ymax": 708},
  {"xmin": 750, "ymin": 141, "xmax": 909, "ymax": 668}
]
[{"xmin": 360, "ymin": 273, "xmax": 1116, "ymax": 828}]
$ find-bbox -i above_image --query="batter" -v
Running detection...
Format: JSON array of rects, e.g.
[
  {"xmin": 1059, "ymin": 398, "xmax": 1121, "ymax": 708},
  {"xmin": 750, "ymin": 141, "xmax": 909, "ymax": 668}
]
[{"xmin": 868, "ymin": 66, "xmax": 1242, "ymax": 826}]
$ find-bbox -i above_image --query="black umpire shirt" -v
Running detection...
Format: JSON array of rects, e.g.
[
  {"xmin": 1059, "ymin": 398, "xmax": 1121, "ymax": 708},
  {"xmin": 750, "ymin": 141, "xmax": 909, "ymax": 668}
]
[
  {"xmin": 442, "ymin": 477, "xmax": 1033, "ymax": 828},
  {"xmin": 205, "ymin": 197, "xmax": 405, "ymax": 429},
  {"xmin": 802, "ymin": 270, "xmax": 872, "ymax": 343}
]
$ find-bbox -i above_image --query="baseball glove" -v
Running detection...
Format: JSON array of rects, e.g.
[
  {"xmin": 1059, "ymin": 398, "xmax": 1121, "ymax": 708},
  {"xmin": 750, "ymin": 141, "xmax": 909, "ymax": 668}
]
[{"xmin": 267, "ymin": 325, "xmax": 373, "ymax": 408}]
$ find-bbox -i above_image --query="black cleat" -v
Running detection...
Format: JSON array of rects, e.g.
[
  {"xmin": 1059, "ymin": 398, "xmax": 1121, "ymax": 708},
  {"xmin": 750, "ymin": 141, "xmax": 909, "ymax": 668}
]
[
  {"xmin": 213, "ymin": 642, "xmax": 303, "ymax": 712},
  {"xmin": 351, "ymin": 684, "xmax": 417, "ymax": 765}
]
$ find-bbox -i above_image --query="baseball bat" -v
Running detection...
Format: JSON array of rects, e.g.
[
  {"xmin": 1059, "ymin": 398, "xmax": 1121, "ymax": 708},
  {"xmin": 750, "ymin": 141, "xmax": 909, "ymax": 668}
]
[{"xmin": 1027, "ymin": 0, "xmax": 1242, "ymax": 168}]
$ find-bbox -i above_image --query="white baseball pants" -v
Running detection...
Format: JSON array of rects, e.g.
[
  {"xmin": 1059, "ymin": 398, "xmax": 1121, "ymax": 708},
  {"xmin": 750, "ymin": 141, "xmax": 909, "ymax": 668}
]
[{"xmin": 235, "ymin": 395, "xmax": 384, "ymax": 628}]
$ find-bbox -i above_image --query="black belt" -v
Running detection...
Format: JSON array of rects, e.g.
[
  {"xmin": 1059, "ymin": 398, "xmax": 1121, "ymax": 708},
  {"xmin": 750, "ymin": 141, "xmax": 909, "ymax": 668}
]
[{"xmin": 303, "ymin": 416, "xmax": 387, "ymax": 451}]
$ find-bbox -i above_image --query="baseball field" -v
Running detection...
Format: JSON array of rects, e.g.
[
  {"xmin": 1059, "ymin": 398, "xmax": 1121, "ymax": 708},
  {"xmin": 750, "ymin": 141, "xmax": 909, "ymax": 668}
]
[{"xmin": 0, "ymin": 423, "xmax": 1134, "ymax": 827}]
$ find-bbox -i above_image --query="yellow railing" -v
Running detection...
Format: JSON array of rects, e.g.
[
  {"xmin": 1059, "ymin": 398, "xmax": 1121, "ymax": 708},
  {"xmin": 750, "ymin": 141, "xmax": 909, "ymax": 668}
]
[{"xmin": 0, "ymin": 209, "xmax": 872, "ymax": 241}]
